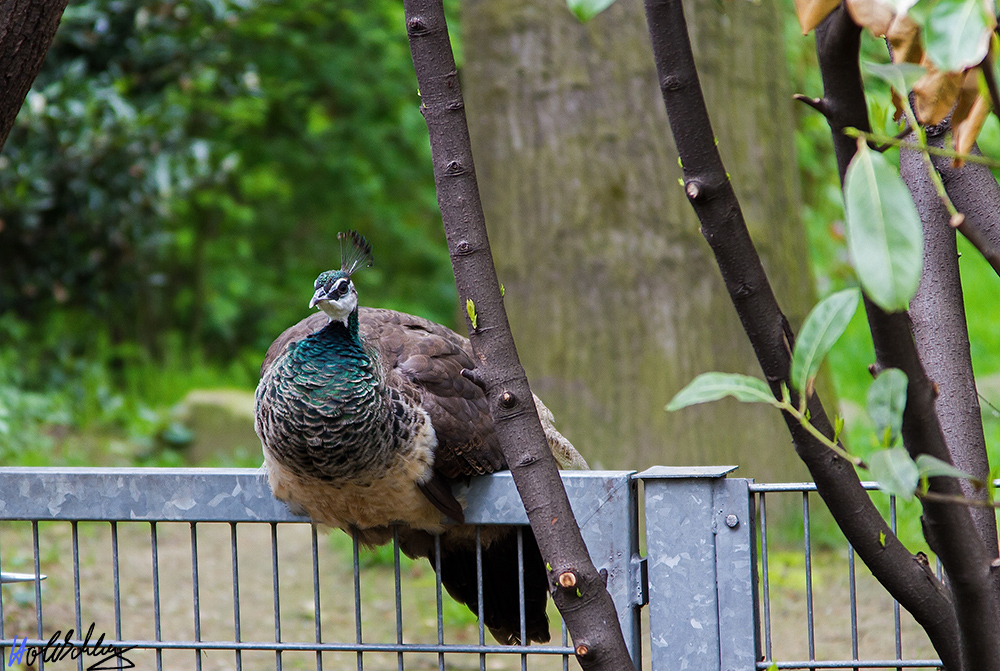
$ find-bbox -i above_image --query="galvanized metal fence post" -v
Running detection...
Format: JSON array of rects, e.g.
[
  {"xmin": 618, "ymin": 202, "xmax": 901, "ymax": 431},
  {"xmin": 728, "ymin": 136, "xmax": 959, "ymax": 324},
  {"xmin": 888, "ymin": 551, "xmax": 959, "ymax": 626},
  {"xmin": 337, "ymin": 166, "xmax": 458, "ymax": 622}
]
[{"xmin": 638, "ymin": 466, "xmax": 759, "ymax": 671}]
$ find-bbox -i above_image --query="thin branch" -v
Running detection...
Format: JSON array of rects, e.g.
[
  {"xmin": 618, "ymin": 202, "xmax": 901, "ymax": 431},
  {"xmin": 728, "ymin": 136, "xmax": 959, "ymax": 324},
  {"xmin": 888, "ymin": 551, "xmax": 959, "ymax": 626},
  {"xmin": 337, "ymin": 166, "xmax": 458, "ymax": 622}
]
[
  {"xmin": 792, "ymin": 93, "xmax": 829, "ymax": 116},
  {"xmin": 843, "ymin": 128, "xmax": 1000, "ymax": 168},
  {"xmin": 920, "ymin": 491, "xmax": 1000, "ymax": 510},
  {"xmin": 642, "ymin": 3, "xmax": 962, "ymax": 668},
  {"xmin": 401, "ymin": 2, "xmax": 634, "ymax": 668}
]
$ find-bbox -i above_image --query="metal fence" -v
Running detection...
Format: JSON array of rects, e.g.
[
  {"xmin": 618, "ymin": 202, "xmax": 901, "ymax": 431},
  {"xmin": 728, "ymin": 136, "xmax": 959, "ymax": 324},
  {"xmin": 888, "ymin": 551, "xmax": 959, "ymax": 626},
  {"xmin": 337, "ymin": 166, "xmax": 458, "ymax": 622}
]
[{"xmin": 0, "ymin": 466, "xmax": 949, "ymax": 670}]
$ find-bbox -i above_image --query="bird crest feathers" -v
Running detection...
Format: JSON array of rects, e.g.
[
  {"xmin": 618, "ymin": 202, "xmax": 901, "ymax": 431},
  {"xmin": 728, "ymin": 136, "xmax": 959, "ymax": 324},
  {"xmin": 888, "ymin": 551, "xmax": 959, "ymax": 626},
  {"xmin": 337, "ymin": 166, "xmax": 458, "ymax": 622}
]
[{"xmin": 339, "ymin": 230, "xmax": 374, "ymax": 277}]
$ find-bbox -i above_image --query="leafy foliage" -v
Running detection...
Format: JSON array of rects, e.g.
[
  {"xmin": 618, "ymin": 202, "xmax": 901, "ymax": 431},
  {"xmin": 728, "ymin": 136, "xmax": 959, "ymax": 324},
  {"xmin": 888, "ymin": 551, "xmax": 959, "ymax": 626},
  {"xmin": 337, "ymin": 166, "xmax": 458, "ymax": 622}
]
[{"xmin": 0, "ymin": 0, "xmax": 455, "ymax": 359}]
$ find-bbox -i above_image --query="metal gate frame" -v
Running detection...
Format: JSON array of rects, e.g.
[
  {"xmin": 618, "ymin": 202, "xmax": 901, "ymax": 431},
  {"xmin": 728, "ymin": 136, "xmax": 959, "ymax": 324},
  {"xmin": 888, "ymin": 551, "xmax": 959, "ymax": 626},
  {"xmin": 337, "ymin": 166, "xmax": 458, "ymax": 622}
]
[
  {"xmin": 0, "ymin": 467, "xmax": 641, "ymax": 670},
  {"xmin": 1, "ymin": 465, "xmax": 954, "ymax": 670}
]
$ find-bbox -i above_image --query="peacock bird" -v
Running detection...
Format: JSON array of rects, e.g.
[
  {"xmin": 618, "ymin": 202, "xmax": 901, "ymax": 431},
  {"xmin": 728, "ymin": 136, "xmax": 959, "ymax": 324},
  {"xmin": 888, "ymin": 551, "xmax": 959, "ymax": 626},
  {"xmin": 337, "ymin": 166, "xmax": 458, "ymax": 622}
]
[{"xmin": 255, "ymin": 231, "xmax": 587, "ymax": 645}]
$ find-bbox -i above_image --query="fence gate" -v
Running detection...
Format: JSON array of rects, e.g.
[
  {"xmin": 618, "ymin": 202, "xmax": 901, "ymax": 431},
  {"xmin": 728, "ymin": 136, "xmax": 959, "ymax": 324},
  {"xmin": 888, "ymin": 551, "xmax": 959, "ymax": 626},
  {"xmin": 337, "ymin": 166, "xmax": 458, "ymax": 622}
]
[{"xmin": 1, "ymin": 465, "xmax": 945, "ymax": 670}]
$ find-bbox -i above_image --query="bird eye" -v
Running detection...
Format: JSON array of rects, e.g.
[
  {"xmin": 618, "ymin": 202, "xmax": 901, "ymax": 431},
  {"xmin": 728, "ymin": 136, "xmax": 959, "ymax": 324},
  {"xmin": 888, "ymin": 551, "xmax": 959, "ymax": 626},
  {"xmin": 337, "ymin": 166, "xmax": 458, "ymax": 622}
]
[{"xmin": 335, "ymin": 279, "xmax": 350, "ymax": 296}]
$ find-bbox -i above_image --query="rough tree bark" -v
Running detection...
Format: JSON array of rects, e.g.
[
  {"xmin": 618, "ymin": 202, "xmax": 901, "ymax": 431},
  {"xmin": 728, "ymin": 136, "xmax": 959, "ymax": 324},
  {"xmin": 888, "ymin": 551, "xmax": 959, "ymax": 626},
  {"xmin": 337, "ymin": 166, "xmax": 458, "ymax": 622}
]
[
  {"xmin": 401, "ymin": 1, "xmax": 634, "ymax": 668},
  {"xmin": 900, "ymin": 129, "xmax": 997, "ymax": 559},
  {"xmin": 808, "ymin": 8, "xmax": 1000, "ymax": 669},
  {"xmin": 641, "ymin": 0, "xmax": 964, "ymax": 666},
  {"xmin": 0, "ymin": 0, "xmax": 69, "ymax": 153},
  {"xmin": 462, "ymin": 0, "xmax": 815, "ymax": 481}
]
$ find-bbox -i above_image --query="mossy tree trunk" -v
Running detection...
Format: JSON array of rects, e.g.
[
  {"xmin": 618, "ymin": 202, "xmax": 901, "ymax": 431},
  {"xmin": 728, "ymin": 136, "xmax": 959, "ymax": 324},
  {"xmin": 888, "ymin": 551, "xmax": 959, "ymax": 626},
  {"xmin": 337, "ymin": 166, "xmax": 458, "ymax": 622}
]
[{"xmin": 462, "ymin": 0, "xmax": 817, "ymax": 479}]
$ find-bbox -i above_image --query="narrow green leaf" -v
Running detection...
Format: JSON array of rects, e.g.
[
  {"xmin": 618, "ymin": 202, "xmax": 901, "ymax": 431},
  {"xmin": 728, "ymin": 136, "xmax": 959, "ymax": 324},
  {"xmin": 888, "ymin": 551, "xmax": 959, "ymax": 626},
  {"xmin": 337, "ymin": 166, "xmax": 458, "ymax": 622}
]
[
  {"xmin": 466, "ymin": 298, "xmax": 477, "ymax": 329},
  {"xmin": 915, "ymin": 454, "xmax": 976, "ymax": 481},
  {"xmin": 868, "ymin": 447, "xmax": 920, "ymax": 501},
  {"xmin": 844, "ymin": 141, "xmax": 924, "ymax": 312},
  {"xmin": 666, "ymin": 373, "xmax": 780, "ymax": 411},
  {"xmin": 922, "ymin": 0, "xmax": 995, "ymax": 73},
  {"xmin": 866, "ymin": 368, "xmax": 908, "ymax": 446},
  {"xmin": 879, "ymin": 530, "xmax": 886, "ymax": 547},
  {"xmin": 500, "ymin": 283, "xmax": 505, "ymax": 298},
  {"xmin": 566, "ymin": 0, "xmax": 618, "ymax": 21},
  {"xmin": 834, "ymin": 415, "xmax": 846, "ymax": 442},
  {"xmin": 863, "ymin": 61, "xmax": 927, "ymax": 94},
  {"xmin": 790, "ymin": 288, "xmax": 861, "ymax": 397}
]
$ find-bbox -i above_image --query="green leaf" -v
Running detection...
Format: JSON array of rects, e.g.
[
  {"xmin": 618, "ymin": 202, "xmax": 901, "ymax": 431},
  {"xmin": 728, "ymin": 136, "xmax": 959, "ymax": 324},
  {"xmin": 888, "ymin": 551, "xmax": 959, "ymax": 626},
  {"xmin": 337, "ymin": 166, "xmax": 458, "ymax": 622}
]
[
  {"xmin": 844, "ymin": 140, "xmax": 924, "ymax": 312},
  {"xmin": 866, "ymin": 368, "xmax": 908, "ymax": 446},
  {"xmin": 863, "ymin": 61, "xmax": 927, "ymax": 94},
  {"xmin": 879, "ymin": 530, "xmax": 886, "ymax": 547},
  {"xmin": 466, "ymin": 298, "xmax": 477, "ymax": 329},
  {"xmin": 922, "ymin": 0, "xmax": 995, "ymax": 73},
  {"xmin": 868, "ymin": 447, "xmax": 920, "ymax": 501},
  {"xmin": 790, "ymin": 288, "xmax": 860, "ymax": 397},
  {"xmin": 915, "ymin": 454, "xmax": 976, "ymax": 480},
  {"xmin": 567, "ymin": 0, "xmax": 618, "ymax": 21},
  {"xmin": 666, "ymin": 373, "xmax": 780, "ymax": 411}
]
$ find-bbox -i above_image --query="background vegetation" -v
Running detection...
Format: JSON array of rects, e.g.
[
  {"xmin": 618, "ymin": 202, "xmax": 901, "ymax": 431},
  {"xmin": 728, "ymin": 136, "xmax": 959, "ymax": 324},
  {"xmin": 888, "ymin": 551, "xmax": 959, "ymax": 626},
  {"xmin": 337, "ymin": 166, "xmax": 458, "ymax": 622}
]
[{"xmin": 1, "ymin": 0, "xmax": 998, "ymax": 548}]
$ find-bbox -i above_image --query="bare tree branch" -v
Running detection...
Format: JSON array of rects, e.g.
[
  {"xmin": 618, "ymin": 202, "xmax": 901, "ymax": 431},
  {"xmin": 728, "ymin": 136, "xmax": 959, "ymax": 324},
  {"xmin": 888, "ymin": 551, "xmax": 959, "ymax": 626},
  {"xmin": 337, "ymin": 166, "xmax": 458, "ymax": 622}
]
[
  {"xmin": 641, "ymin": 2, "xmax": 963, "ymax": 666},
  {"xmin": 901, "ymin": 131, "xmax": 998, "ymax": 554},
  {"xmin": 0, "ymin": 0, "xmax": 69, "ymax": 153},
  {"xmin": 401, "ymin": 2, "xmax": 634, "ymax": 668}
]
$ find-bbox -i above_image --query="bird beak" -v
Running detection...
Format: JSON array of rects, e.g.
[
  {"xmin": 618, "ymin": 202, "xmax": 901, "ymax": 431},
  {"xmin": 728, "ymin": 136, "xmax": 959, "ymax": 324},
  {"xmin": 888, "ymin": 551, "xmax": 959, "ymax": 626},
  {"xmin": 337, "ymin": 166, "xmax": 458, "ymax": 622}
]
[{"xmin": 309, "ymin": 288, "xmax": 328, "ymax": 309}]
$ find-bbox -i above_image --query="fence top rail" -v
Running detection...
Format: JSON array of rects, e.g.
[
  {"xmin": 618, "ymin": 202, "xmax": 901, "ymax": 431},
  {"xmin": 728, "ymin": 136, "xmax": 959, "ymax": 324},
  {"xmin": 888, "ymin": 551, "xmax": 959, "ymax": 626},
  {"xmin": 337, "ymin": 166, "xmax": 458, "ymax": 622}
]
[{"xmin": 0, "ymin": 467, "xmax": 635, "ymax": 524}]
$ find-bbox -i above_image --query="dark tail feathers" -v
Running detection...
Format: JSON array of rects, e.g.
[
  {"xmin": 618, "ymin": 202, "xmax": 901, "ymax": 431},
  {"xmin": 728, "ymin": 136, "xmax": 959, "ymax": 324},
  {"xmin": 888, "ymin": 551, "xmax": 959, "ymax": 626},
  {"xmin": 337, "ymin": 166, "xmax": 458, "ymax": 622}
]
[{"xmin": 401, "ymin": 526, "xmax": 550, "ymax": 645}]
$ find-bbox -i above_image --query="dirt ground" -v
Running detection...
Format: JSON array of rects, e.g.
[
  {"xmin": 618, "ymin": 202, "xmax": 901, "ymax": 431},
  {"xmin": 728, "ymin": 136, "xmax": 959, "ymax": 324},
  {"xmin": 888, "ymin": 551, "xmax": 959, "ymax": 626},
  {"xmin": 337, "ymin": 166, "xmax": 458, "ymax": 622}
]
[{"xmin": 0, "ymin": 519, "xmax": 939, "ymax": 671}]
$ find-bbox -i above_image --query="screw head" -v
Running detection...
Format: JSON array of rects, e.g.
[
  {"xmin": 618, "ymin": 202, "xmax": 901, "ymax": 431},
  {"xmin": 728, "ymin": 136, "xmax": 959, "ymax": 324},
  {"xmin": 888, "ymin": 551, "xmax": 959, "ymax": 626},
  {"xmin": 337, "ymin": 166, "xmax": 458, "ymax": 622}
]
[
  {"xmin": 725, "ymin": 514, "xmax": 739, "ymax": 528},
  {"xmin": 499, "ymin": 391, "xmax": 516, "ymax": 409}
]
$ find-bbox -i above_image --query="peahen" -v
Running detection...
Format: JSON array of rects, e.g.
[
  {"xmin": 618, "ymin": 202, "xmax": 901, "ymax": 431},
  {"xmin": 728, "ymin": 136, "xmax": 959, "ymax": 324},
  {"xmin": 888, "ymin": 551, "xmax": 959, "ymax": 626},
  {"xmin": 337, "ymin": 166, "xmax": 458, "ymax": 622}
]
[{"xmin": 254, "ymin": 231, "xmax": 587, "ymax": 644}]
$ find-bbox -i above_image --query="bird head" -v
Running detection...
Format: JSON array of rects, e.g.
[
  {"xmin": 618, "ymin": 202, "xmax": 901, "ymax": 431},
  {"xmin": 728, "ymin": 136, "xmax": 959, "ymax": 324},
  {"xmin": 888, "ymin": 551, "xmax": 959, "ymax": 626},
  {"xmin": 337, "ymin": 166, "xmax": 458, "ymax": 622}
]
[{"xmin": 310, "ymin": 231, "xmax": 373, "ymax": 325}]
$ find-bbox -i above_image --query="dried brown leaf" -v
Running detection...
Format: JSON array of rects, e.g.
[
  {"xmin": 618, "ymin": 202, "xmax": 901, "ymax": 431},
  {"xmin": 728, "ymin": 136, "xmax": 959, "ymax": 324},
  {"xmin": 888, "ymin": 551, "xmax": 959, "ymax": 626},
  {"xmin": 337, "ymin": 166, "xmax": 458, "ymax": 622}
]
[
  {"xmin": 913, "ymin": 65, "xmax": 963, "ymax": 124},
  {"xmin": 888, "ymin": 14, "xmax": 923, "ymax": 64},
  {"xmin": 846, "ymin": 0, "xmax": 895, "ymax": 36},
  {"xmin": 953, "ymin": 93, "xmax": 991, "ymax": 167},
  {"xmin": 950, "ymin": 69, "xmax": 982, "ymax": 133},
  {"xmin": 795, "ymin": 0, "xmax": 843, "ymax": 34}
]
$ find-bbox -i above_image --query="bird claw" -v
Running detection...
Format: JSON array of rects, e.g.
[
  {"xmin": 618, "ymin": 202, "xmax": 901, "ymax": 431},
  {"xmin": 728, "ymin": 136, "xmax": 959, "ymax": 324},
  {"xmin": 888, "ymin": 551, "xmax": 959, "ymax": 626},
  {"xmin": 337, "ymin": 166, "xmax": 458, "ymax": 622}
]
[{"xmin": 461, "ymin": 368, "xmax": 488, "ymax": 392}]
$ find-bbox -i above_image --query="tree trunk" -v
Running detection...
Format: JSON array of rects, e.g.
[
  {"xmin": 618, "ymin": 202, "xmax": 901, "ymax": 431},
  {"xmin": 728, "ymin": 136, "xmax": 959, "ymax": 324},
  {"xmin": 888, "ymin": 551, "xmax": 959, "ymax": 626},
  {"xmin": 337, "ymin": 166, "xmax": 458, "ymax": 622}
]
[
  {"xmin": 462, "ymin": 0, "xmax": 816, "ymax": 479},
  {"xmin": 0, "ymin": 0, "xmax": 69, "ymax": 153}
]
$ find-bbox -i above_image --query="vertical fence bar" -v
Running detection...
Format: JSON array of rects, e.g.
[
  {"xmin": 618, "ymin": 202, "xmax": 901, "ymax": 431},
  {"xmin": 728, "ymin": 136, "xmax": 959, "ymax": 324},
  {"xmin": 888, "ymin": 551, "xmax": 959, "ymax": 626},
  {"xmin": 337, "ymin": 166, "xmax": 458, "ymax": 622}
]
[
  {"xmin": 32, "ymin": 521, "xmax": 44, "ymax": 671},
  {"xmin": 230, "ymin": 522, "xmax": 242, "ymax": 671},
  {"xmin": 110, "ymin": 521, "xmax": 122, "ymax": 642},
  {"xmin": 151, "ymin": 522, "xmax": 162, "ymax": 671},
  {"xmin": 803, "ymin": 493, "xmax": 815, "ymax": 662},
  {"xmin": 191, "ymin": 522, "xmax": 202, "ymax": 671},
  {"xmin": 271, "ymin": 522, "xmax": 282, "ymax": 671},
  {"xmin": 312, "ymin": 524, "xmax": 323, "ymax": 671},
  {"xmin": 759, "ymin": 492, "xmax": 772, "ymax": 663},
  {"xmin": 393, "ymin": 526, "xmax": 403, "ymax": 671},
  {"xmin": 890, "ymin": 496, "xmax": 901, "ymax": 671},
  {"xmin": 517, "ymin": 527, "xmax": 526, "ymax": 671},
  {"xmin": 353, "ymin": 529, "xmax": 363, "ymax": 671},
  {"xmin": 475, "ymin": 526, "xmax": 485, "ymax": 671},
  {"xmin": 0, "ymin": 523, "xmax": 5, "ymax": 667},
  {"xmin": 434, "ymin": 533, "xmax": 444, "ymax": 671},
  {"xmin": 848, "ymin": 544, "xmax": 859, "ymax": 671},
  {"xmin": 72, "ymin": 521, "xmax": 83, "ymax": 671}
]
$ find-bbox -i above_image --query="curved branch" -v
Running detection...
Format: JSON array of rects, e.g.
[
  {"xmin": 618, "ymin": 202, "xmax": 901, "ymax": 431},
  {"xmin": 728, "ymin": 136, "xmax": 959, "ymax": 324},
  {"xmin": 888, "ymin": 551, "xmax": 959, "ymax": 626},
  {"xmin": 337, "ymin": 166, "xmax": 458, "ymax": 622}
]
[
  {"xmin": 0, "ymin": 0, "xmax": 70, "ymax": 153},
  {"xmin": 401, "ymin": 2, "xmax": 634, "ymax": 668},
  {"xmin": 641, "ymin": 2, "xmax": 962, "ymax": 667}
]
